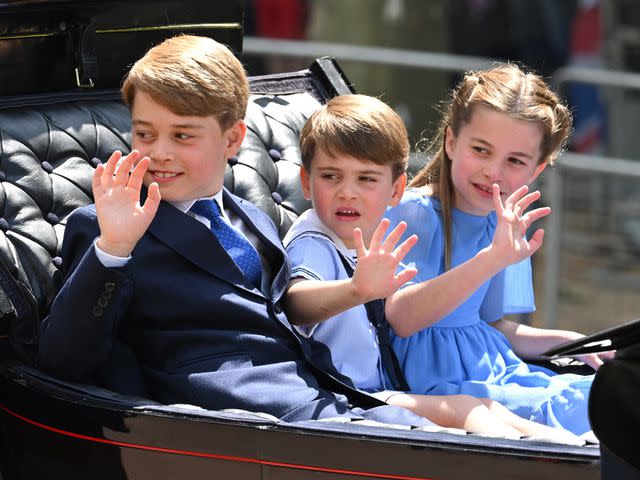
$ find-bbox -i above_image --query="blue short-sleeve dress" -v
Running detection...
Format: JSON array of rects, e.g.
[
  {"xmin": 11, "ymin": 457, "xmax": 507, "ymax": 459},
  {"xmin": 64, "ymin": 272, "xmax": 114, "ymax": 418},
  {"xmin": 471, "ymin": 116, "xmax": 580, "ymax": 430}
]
[{"xmin": 384, "ymin": 190, "xmax": 593, "ymax": 435}]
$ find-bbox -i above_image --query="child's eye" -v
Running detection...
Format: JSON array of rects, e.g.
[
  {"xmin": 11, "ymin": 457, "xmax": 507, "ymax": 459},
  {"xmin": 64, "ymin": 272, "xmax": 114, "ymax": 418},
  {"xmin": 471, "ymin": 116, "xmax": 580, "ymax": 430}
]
[
  {"xmin": 321, "ymin": 173, "xmax": 339, "ymax": 180},
  {"xmin": 509, "ymin": 157, "xmax": 526, "ymax": 166},
  {"xmin": 175, "ymin": 133, "xmax": 193, "ymax": 140},
  {"xmin": 134, "ymin": 131, "xmax": 153, "ymax": 141},
  {"xmin": 472, "ymin": 146, "xmax": 489, "ymax": 155},
  {"xmin": 359, "ymin": 176, "xmax": 377, "ymax": 183}
]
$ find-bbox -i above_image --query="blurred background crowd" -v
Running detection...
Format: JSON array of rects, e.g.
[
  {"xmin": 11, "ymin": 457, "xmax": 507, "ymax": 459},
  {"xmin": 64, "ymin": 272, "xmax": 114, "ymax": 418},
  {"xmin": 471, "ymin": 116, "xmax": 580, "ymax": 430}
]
[{"xmin": 239, "ymin": 0, "xmax": 640, "ymax": 335}]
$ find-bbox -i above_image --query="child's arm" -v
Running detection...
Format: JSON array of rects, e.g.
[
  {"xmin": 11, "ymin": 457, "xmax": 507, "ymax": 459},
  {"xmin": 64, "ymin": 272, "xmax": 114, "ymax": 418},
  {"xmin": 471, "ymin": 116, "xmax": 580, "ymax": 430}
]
[
  {"xmin": 39, "ymin": 150, "xmax": 160, "ymax": 379},
  {"xmin": 491, "ymin": 318, "xmax": 612, "ymax": 370},
  {"xmin": 386, "ymin": 185, "xmax": 550, "ymax": 338},
  {"xmin": 93, "ymin": 150, "xmax": 161, "ymax": 257},
  {"xmin": 284, "ymin": 219, "xmax": 418, "ymax": 326}
]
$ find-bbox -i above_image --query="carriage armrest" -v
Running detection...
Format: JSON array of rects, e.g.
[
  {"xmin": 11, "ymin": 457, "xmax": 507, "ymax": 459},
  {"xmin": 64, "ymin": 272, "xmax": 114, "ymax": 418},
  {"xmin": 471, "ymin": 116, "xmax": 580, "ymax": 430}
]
[{"xmin": 528, "ymin": 358, "xmax": 595, "ymax": 376}]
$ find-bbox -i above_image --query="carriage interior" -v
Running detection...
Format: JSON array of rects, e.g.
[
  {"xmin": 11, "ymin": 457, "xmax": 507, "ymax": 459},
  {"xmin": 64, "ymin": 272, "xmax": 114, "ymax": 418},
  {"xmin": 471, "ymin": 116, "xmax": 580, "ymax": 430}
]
[{"xmin": 0, "ymin": 1, "xmax": 602, "ymax": 479}]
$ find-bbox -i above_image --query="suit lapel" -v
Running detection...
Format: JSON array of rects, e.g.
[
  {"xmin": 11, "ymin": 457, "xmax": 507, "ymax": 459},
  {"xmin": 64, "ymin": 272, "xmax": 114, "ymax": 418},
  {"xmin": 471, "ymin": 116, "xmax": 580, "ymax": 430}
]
[{"xmin": 146, "ymin": 200, "xmax": 262, "ymax": 296}]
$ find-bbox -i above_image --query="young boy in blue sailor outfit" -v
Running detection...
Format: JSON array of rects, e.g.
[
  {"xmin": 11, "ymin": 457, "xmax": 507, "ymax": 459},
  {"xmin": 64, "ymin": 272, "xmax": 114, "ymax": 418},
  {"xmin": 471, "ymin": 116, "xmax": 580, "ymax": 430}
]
[{"xmin": 283, "ymin": 94, "xmax": 582, "ymax": 442}]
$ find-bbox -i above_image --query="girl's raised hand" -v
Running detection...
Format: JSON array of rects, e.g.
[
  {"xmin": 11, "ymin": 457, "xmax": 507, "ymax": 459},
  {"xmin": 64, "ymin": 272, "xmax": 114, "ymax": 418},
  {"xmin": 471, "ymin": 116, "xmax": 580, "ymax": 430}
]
[
  {"xmin": 491, "ymin": 184, "xmax": 551, "ymax": 268},
  {"xmin": 351, "ymin": 219, "xmax": 418, "ymax": 302},
  {"xmin": 93, "ymin": 150, "xmax": 161, "ymax": 257}
]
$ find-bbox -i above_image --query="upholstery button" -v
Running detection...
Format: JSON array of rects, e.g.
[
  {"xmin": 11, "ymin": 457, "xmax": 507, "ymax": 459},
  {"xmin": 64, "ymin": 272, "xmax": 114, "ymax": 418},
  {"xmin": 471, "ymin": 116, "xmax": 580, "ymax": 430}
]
[
  {"xmin": 268, "ymin": 149, "xmax": 282, "ymax": 161},
  {"xmin": 46, "ymin": 212, "xmax": 59, "ymax": 224},
  {"xmin": 90, "ymin": 157, "xmax": 102, "ymax": 168},
  {"xmin": 0, "ymin": 218, "xmax": 8, "ymax": 232},
  {"xmin": 97, "ymin": 296, "xmax": 109, "ymax": 308},
  {"xmin": 0, "ymin": 170, "xmax": 5, "ymax": 181},
  {"xmin": 92, "ymin": 306, "xmax": 103, "ymax": 317},
  {"xmin": 52, "ymin": 256, "xmax": 63, "ymax": 268},
  {"xmin": 271, "ymin": 192, "xmax": 283, "ymax": 205},
  {"xmin": 41, "ymin": 161, "xmax": 53, "ymax": 173},
  {"xmin": 273, "ymin": 302, "xmax": 283, "ymax": 314},
  {"xmin": 227, "ymin": 156, "xmax": 239, "ymax": 166},
  {"xmin": 104, "ymin": 282, "xmax": 116, "ymax": 292}
]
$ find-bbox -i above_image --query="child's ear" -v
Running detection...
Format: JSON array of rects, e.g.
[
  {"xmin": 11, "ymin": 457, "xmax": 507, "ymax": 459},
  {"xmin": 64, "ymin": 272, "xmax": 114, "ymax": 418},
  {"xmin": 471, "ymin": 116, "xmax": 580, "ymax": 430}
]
[
  {"xmin": 444, "ymin": 126, "xmax": 456, "ymax": 160},
  {"xmin": 529, "ymin": 161, "xmax": 547, "ymax": 183},
  {"xmin": 389, "ymin": 172, "xmax": 407, "ymax": 207},
  {"xmin": 300, "ymin": 167, "xmax": 312, "ymax": 201},
  {"xmin": 223, "ymin": 119, "xmax": 247, "ymax": 157}
]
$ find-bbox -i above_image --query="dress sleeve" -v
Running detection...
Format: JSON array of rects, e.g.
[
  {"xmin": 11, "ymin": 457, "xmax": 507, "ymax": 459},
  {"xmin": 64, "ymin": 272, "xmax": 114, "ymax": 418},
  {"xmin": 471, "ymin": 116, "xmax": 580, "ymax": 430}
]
[
  {"xmin": 480, "ymin": 257, "xmax": 536, "ymax": 322},
  {"xmin": 384, "ymin": 193, "xmax": 444, "ymax": 287}
]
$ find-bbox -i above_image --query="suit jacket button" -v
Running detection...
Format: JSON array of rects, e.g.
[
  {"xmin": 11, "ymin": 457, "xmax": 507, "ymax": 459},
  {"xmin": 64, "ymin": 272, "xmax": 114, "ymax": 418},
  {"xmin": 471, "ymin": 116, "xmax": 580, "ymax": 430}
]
[
  {"xmin": 273, "ymin": 302, "xmax": 283, "ymax": 314},
  {"xmin": 92, "ymin": 306, "xmax": 104, "ymax": 317},
  {"xmin": 104, "ymin": 282, "xmax": 116, "ymax": 292}
]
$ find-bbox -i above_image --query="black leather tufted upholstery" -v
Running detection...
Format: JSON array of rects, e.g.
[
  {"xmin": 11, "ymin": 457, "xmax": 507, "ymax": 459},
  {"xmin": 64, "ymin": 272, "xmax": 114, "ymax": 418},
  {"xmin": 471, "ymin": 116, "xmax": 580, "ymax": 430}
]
[{"xmin": 0, "ymin": 58, "xmax": 353, "ymax": 362}]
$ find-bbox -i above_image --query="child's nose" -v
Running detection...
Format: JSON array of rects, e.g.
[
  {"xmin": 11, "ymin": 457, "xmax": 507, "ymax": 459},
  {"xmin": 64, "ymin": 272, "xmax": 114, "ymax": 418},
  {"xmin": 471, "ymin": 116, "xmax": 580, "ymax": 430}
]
[
  {"xmin": 483, "ymin": 162, "xmax": 503, "ymax": 182},
  {"xmin": 149, "ymin": 139, "xmax": 174, "ymax": 162},
  {"xmin": 337, "ymin": 181, "xmax": 357, "ymax": 198}
]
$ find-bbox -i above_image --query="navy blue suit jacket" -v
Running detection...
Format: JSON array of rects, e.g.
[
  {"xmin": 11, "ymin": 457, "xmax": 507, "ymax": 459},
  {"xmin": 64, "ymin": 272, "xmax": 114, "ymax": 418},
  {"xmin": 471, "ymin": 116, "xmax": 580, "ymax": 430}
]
[{"xmin": 39, "ymin": 189, "xmax": 428, "ymax": 425}]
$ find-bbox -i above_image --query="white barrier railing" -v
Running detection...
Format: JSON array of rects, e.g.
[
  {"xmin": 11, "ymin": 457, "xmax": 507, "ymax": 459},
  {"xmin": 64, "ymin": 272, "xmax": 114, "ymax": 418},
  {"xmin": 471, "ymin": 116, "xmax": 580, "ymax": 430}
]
[{"xmin": 245, "ymin": 36, "xmax": 640, "ymax": 329}]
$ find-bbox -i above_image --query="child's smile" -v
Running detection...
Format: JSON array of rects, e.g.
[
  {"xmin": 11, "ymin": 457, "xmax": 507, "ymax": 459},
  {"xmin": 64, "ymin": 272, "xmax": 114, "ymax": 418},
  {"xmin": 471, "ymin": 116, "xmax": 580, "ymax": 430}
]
[
  {"xmin": 445, "ymin": 105, "xmax": 546, "ymax": 216},
  {"xmin": 130, "ymin": 91, "xmax": 245, "ymax": 202},
  {"xmin": 150, "ymin": 170, "xmax": 182, "ymax": 181}
]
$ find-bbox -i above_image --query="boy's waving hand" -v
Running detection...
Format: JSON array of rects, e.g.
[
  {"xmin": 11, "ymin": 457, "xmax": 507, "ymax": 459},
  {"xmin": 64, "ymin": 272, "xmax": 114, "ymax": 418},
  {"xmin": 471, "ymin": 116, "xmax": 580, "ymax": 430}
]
[{"xmin": 94, "ymin": 149, "xmax": 161, "ymax": 257}]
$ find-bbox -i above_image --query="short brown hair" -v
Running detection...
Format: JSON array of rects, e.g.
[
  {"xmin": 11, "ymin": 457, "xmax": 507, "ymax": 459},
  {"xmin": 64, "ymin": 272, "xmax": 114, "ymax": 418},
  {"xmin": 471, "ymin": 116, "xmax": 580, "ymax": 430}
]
[
  {"xmin": 121, "ymin": 35, "xmax": 249, "ymax": 129},
  {"xmin": 300, "ymin": 94, "xmax": 409, "ymax": 181}
]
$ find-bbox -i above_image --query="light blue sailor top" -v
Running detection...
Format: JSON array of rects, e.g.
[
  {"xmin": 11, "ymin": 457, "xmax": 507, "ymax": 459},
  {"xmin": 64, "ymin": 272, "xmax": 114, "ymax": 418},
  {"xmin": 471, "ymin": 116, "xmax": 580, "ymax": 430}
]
[{"xmin": 283, "ymin": 209, "xmax": 389, "ymax": 392}]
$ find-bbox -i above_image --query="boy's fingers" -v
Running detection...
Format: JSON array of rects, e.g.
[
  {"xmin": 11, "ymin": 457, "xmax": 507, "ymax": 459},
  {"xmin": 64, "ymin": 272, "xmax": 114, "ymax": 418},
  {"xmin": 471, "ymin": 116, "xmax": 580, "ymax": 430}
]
[
  {"xmin": 370, "ymin": 218, "xmax": 390, "ymax": 251},
  {"xmin": 353, "ymin": 227, "xmax": 366, "ymax": 258},
  {"xmin": 142, "ymin": 182, "xmax": 162, "ymax": 219},
  {"xmin": 92, "ymin": 163, "xmax": 105, "ymax": 194},
  {"xmin": 393, "ymin": 234, "xmax": 418, "ymax": 262},
  {"xmin": 128, "ymin": 156, "xmax": 150, "ymax": 192},
  {"xmin": 394, "ymin": 267, "xmax": 418, "ymax": 288},
  {"xmin": 102, "ymin": 150, "xmax": 122, "ymax": 180},
  {"xmin": 114, "ymin": 150, "xmax": 139, "ymax": 186},
  {"xmin": 382, "ymin": 221, "xmax": 407, "ymax": 252}
]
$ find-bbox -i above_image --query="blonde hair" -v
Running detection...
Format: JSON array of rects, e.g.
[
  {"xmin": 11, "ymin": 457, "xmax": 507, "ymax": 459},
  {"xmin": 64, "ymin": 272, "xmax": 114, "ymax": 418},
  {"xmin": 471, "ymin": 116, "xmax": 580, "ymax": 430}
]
[
  {"xmin": 121, "ymin": 35, "xmax": 249, "ymax": 130},
  {"xmin": 300, "ymin": 94, "xmax": 409, "ymax": 181},
  {"xmin": 410, "ymin": 63, "xmax": 573, "ymax": 269}
]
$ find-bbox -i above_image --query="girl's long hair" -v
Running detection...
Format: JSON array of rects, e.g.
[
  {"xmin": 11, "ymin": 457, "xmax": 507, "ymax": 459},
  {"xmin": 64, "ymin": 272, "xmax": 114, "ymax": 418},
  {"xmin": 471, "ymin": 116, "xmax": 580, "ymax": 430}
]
[{"xmin": 410, "ymin": 63, "xmax": 573, "ymax": 269}]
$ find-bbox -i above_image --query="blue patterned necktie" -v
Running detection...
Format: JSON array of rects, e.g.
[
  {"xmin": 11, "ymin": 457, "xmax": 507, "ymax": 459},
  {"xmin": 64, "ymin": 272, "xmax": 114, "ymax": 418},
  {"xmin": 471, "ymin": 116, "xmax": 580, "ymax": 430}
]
[{"xmin": 190, "ymin": 199, "xmax": 262, "ymax": 288}]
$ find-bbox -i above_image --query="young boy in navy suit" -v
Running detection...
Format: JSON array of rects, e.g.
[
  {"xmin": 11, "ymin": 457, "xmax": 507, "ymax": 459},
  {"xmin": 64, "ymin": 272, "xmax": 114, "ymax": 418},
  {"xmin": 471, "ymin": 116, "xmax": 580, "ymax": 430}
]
[{"xmin": 38, "ymin": 35, "xmax": 431, "ymax": 426}]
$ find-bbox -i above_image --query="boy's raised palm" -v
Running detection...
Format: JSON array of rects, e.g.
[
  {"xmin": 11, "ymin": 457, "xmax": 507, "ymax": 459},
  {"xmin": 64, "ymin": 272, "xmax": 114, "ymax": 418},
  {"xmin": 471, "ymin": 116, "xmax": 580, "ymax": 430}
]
[
  {"xmin": 94, "ymin": 150, "xmax": 161, "ymax": 257},
  {"xmin": 351, "ymin": 219, "xmax": 418, "ymax": 302},
  {"xmin": 491, "ymin": 184, "xmax": 550, "ymax": 269}
]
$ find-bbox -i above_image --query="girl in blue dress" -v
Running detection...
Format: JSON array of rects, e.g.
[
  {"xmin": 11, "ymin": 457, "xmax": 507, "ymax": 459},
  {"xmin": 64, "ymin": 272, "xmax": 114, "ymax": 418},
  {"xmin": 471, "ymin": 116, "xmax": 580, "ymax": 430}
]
[{"xmin": 384, "ymin": 64, "xmax": 609, "ymax": 436}]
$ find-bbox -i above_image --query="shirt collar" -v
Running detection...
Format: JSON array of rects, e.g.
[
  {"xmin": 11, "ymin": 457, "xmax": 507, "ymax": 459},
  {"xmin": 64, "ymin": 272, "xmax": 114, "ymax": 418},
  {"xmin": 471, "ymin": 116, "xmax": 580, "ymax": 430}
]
[
  {"xmin": 284, "ymin": 209, "xmax": 353, "ymax": 260},
  {"xmin": 171, "ymin": 190, "xmax": 225, "ymax": 217}
]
